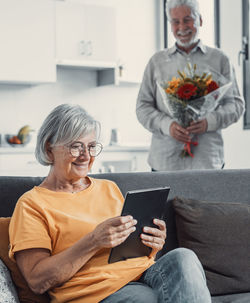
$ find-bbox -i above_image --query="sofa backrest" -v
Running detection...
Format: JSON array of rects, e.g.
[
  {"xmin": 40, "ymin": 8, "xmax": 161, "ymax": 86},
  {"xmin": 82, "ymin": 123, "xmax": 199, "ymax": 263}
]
[{"xmin": 1, "ymin": 169, "xmax": 250, "ymax": 255}]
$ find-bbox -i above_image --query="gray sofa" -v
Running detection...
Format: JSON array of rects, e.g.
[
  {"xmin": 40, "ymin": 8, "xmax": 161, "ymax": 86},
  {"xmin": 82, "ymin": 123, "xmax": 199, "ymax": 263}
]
[{"xmin": 0, "ymin": 169, "xmax": 250, "ymax": 302}]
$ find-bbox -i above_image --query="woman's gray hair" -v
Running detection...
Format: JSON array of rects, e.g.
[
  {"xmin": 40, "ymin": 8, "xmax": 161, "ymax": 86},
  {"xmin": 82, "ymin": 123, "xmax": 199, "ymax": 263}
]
[
  {"xmin": 35, "ymin": 103, "xmax": 101, "ymax": 166},
  {"xmin": 166, "ymin": 0, "xmax": 200, "ymax": 23}
]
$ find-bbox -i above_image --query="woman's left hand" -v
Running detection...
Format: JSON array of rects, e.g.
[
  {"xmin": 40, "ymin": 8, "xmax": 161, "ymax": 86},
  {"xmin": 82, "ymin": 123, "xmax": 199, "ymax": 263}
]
[{"xmin": 140, "ymin": 219, "xmax": 166, "ymax": 256}]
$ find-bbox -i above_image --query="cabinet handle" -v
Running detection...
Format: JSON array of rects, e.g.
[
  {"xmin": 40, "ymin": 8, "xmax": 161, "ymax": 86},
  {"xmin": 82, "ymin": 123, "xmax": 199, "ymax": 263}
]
[
  {"xmin": 79, "ymin": 40, "xmax": 86, "ymax": 55},
  {"xmin": 86, "ymin": 40, "xmax": 92, "ymax": 56}
]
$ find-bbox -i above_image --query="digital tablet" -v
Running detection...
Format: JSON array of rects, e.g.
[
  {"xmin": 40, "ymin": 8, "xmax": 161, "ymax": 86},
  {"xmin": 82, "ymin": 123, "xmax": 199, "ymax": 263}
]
[{"xmin": 108, "ymin": 186, "xmax": 170, "ymax": 263}]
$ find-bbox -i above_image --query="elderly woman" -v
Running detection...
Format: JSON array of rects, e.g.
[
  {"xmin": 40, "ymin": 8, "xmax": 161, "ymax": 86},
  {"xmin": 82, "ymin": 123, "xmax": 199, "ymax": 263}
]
[{"xmin": 9, "ymin": 104, "xmax": 211, "ymax": 303}]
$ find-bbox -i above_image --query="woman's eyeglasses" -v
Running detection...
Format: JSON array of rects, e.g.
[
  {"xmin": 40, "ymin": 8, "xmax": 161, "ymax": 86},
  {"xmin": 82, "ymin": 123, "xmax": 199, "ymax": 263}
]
[{"xmin": 69, "ymin": 142, "xmax": 103, "ymax": 157}]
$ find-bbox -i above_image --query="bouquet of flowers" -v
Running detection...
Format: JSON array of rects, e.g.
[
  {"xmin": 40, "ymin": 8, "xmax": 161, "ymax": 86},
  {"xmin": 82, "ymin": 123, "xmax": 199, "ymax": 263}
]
[{"xmin": 157, "ymin": 63, "xmax": 232, "ymax": 157}]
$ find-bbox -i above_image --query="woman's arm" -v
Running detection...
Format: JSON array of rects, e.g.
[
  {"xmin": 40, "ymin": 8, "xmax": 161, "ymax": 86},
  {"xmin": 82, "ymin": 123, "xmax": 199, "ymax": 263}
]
[{"xmin": 15, "ymin": 215, "xmax": 137, "ymax": 294}]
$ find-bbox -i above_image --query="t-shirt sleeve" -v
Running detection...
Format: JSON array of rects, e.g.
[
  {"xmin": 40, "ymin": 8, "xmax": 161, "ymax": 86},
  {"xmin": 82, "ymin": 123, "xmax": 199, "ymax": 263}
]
[{"xmin": 9, "ymin": 196, "xmax": 52, "ymax": 262}]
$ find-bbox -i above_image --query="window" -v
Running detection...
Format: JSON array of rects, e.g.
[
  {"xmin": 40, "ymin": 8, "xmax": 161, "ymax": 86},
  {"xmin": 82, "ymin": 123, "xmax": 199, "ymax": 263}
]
[{"xmin": 164, "ymin": 0, "xmax": 219, "ymax": 48}]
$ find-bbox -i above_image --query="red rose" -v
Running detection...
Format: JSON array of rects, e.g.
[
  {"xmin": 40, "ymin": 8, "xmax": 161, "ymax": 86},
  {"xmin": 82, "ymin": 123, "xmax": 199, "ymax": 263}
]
[
  {"xmin": 207, "ymin": 80, "xmax": 219, "ymax": 93},
  {"xmin": 177, "ymin": 83, "xmax": 197, "ymax": 100}
]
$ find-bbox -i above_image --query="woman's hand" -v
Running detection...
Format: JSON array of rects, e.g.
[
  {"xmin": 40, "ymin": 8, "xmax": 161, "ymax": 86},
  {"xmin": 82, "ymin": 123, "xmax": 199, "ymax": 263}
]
[
  {"xmin": 140, "ymin": 219, "xmax": 166, "ymax": 256},
  {"xmin": 92, "ymin": 215, "xmax": 137, "ymax": 249}
]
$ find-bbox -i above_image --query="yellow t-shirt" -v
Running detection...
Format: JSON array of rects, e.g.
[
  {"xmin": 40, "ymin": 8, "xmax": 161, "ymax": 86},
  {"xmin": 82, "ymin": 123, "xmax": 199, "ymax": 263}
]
[{"xmin": 9, "ymin": 177, "xmax": 154, "ymax": 303}]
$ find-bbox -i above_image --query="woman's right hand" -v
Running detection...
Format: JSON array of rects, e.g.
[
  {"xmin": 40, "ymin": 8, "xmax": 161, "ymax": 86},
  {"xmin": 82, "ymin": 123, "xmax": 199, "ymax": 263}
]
[{"xmin": 92, "ymin": 216, "xmax": 137, "ymax": 249}]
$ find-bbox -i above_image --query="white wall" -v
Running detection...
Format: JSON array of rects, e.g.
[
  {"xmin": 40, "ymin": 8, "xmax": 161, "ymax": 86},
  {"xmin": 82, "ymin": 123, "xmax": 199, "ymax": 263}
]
[
  {"xmin": 1, "ymin": 0, "xmax": 249, "ymax": 169},
  {"xmin": 220, "ymin": 0, "xmax": 250, "ymax": 169},
  {"xmin": 0, "ymin": 0, "xmax": 156, "ymax": 148},
  {"xmin": 0, "ymin": 67, "xmax": 150, "ymax": 147}
]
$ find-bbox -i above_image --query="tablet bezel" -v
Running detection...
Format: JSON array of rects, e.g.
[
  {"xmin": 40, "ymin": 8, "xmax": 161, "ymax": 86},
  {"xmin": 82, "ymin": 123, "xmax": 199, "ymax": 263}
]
[{"xmin": 108, "ymin": 186, "xmax": 170, "ymax": 263}]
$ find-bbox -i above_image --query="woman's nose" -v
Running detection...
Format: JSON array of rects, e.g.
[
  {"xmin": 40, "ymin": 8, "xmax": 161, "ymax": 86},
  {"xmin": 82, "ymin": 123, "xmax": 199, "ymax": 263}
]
[{"xmin": 79, "ymin": 147, "xmax": 90, "ymax": 159}]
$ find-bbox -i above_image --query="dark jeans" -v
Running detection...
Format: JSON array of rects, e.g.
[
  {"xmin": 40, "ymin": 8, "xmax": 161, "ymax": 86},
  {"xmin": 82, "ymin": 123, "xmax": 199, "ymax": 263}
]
[{"xmin": 100, "ymin": 248, "xmax": 211, "ymax": 303}]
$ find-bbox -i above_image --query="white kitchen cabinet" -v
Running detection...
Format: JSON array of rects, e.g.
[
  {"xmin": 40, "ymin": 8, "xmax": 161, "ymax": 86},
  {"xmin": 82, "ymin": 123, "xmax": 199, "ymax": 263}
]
[
  {"xmin": 55, "ymin": 0, "xmax": 117, "ymax": 85},
  {"xmin": 115, "ymin": 0, "xmax": 160, "ymax": 84},
  {"xmin": 0, "ymin": 152, "xmax": 49, "ymax": 177},
  {"xmin": 55, "ymin": 1, "xmax": 117, "ymax": 73},
  {"xmin": 92, "ymin": 146, "xmax": 151, "ymax": 173},
  {"xmin": 0, "ymin": 0, "xmax": 56, "ymax": 84}
]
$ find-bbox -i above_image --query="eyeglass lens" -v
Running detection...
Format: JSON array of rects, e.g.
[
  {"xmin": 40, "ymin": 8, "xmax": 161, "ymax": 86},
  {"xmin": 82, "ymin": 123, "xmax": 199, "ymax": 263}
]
[{"xmin": 70, "ymin": 143, "xmax": 102, "ymax": 157}]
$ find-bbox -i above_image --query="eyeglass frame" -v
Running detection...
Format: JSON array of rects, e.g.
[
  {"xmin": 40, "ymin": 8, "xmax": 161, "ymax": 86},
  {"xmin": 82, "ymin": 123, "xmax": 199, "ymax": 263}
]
[
  {"xmin": 67, "ymin": 141, "xmax": 103, "ymax": 158},
  {"xmin": 170, "ymin": 16, "xmax": 195, "ymax": 27}
]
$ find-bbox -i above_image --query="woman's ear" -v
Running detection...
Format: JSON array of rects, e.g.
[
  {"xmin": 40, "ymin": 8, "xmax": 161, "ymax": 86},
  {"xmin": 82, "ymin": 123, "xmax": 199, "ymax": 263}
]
[{"xmin": 46, "ymin": 142, "xmax": 54, "ymax": 162}]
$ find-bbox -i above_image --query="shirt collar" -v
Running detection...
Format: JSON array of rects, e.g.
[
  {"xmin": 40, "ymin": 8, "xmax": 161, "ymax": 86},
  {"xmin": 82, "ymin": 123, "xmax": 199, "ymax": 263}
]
[{"xmin": 168, "ymin": 40, "xmax": 207, "ymax": 55}]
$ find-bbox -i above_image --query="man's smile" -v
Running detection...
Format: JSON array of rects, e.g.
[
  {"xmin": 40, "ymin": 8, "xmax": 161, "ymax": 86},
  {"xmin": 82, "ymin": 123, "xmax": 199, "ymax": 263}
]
[{"xmin": 177, "ymin": 30, "xmax": 192, "ymax": 38}]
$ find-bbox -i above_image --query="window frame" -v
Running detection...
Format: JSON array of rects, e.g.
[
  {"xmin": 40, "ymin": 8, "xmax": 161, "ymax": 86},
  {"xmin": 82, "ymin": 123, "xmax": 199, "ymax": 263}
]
[{"xmin": 242, "ymin": 0, "xmax": 250, "ymax": 129}]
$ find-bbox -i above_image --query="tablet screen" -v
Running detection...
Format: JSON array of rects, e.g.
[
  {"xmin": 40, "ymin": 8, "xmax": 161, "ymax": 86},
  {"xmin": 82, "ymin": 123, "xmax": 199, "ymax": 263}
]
[{"xmin": 108, "ymin": 186, "xmax": 170, "ymax": 263}]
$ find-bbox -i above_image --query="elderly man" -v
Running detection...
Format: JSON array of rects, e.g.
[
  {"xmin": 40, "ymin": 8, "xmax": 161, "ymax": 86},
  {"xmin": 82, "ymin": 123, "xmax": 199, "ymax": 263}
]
[{"xmin": 136, "ymin": 0, "xmax": 245, "ymax": 171}]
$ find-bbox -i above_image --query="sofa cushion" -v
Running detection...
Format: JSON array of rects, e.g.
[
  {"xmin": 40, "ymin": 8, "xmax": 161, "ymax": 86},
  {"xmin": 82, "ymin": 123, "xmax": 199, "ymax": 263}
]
[
  {"xmin": 212, "ymin": 292, "xmax": 250, "ymax": 303},
  {"xmin": 172, "ymin": 197, "xmax": 250, "ymax": 296},
  {"xmin": 0, "ymin": 217, "xmax": 50, "ymax": 303},
  {"xmin": 0, "ymin": 258, "xmax": 20, "ymax": 302}
]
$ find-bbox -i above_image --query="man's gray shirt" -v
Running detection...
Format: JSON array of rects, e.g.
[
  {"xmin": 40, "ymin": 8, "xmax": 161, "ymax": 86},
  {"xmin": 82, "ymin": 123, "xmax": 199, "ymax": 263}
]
[{"xmin": 136, "ymin": 41, "xmax": 245, "ymax": 170}]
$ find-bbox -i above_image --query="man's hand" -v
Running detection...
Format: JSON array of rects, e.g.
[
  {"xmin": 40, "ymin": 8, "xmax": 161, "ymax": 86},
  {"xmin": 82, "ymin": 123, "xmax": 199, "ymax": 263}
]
[
  {"xmin": 186, "ymin": 119, "xmax": 208, "ymax": 134},
  {"xmin": 170, "ymin": 121, "xmax": 191, "ymax": 143}
]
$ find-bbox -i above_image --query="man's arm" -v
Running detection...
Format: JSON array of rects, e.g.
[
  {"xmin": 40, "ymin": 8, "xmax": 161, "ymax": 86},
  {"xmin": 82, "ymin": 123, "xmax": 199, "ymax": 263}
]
[
  {"xmin": 136, "ymin": 58, "xmax": 175, "ymax": 138},
  {"xmin": 206, "ymin": 62, "xmax": 245, "ymax": 132}
]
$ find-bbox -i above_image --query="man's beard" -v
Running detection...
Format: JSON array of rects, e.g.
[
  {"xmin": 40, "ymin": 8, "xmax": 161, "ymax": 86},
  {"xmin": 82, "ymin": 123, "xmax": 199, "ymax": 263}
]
[{"xmin": 175, "ymin": 28, "xmax": 200, "ymax": 48}]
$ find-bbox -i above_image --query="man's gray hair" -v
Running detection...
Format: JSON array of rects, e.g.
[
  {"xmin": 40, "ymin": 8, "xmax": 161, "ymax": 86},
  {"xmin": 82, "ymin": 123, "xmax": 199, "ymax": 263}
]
[
  {"xmin": 35, "ymin": 103, "xmax": 100, "ymax": 166},
  {"xmin": 166, "ymin": 0, "xmax": 200, "ymax": 22}
]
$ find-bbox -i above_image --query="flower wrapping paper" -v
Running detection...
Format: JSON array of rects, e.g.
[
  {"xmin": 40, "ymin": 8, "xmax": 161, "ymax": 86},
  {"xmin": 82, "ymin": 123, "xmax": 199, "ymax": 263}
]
[{"xmin": 157, "ymin": 64, "xmax": 232, "ymax": 157}]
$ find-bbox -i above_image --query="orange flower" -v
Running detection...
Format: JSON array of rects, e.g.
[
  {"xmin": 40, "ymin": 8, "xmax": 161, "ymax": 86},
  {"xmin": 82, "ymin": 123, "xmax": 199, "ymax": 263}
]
[
  {"xmin": 165, "ymin": 77, "xmax": 181, "ymax": 94},
  {"xmin": 164, "ymin": 65, "xmax": 220, "ymax": 101}
]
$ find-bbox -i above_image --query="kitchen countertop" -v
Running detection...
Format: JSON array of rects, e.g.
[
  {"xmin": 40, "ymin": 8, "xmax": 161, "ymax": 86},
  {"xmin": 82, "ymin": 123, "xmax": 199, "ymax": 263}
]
[
  {"xmin": 0, "ymin": 146, "xmax": 36, "ymax": 154},
  {"xmin": 103, "ymin": 144, "xmax": 149, "ymax": 152},
  {"xmin": 0, "ymin": 144, "xmax": 150, "ymax": 154}
]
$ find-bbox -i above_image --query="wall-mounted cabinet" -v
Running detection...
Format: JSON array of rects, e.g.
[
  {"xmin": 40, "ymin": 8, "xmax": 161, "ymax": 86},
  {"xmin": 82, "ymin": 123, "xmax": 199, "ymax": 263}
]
[
  {"xmin": 0, "ymin": 0, "xmax": 118, "ymax": 86},
  {"xmin": 55, "ymin": 0, "xmax": 118, "ymax": 85},
  {"xmin": 0, "ymin": 0, "xmax": 56, "ymax": 84},
  {"xmin": 115, "ymin": 0, "xmax": 160, "ymax": 84},
  {"xmin": 0, "ymin": 0, "xmax": 158, "ymax": 86},
  {"xmin": 56, "ymin": 1, "xmax": 116, "ymax": 63}
]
